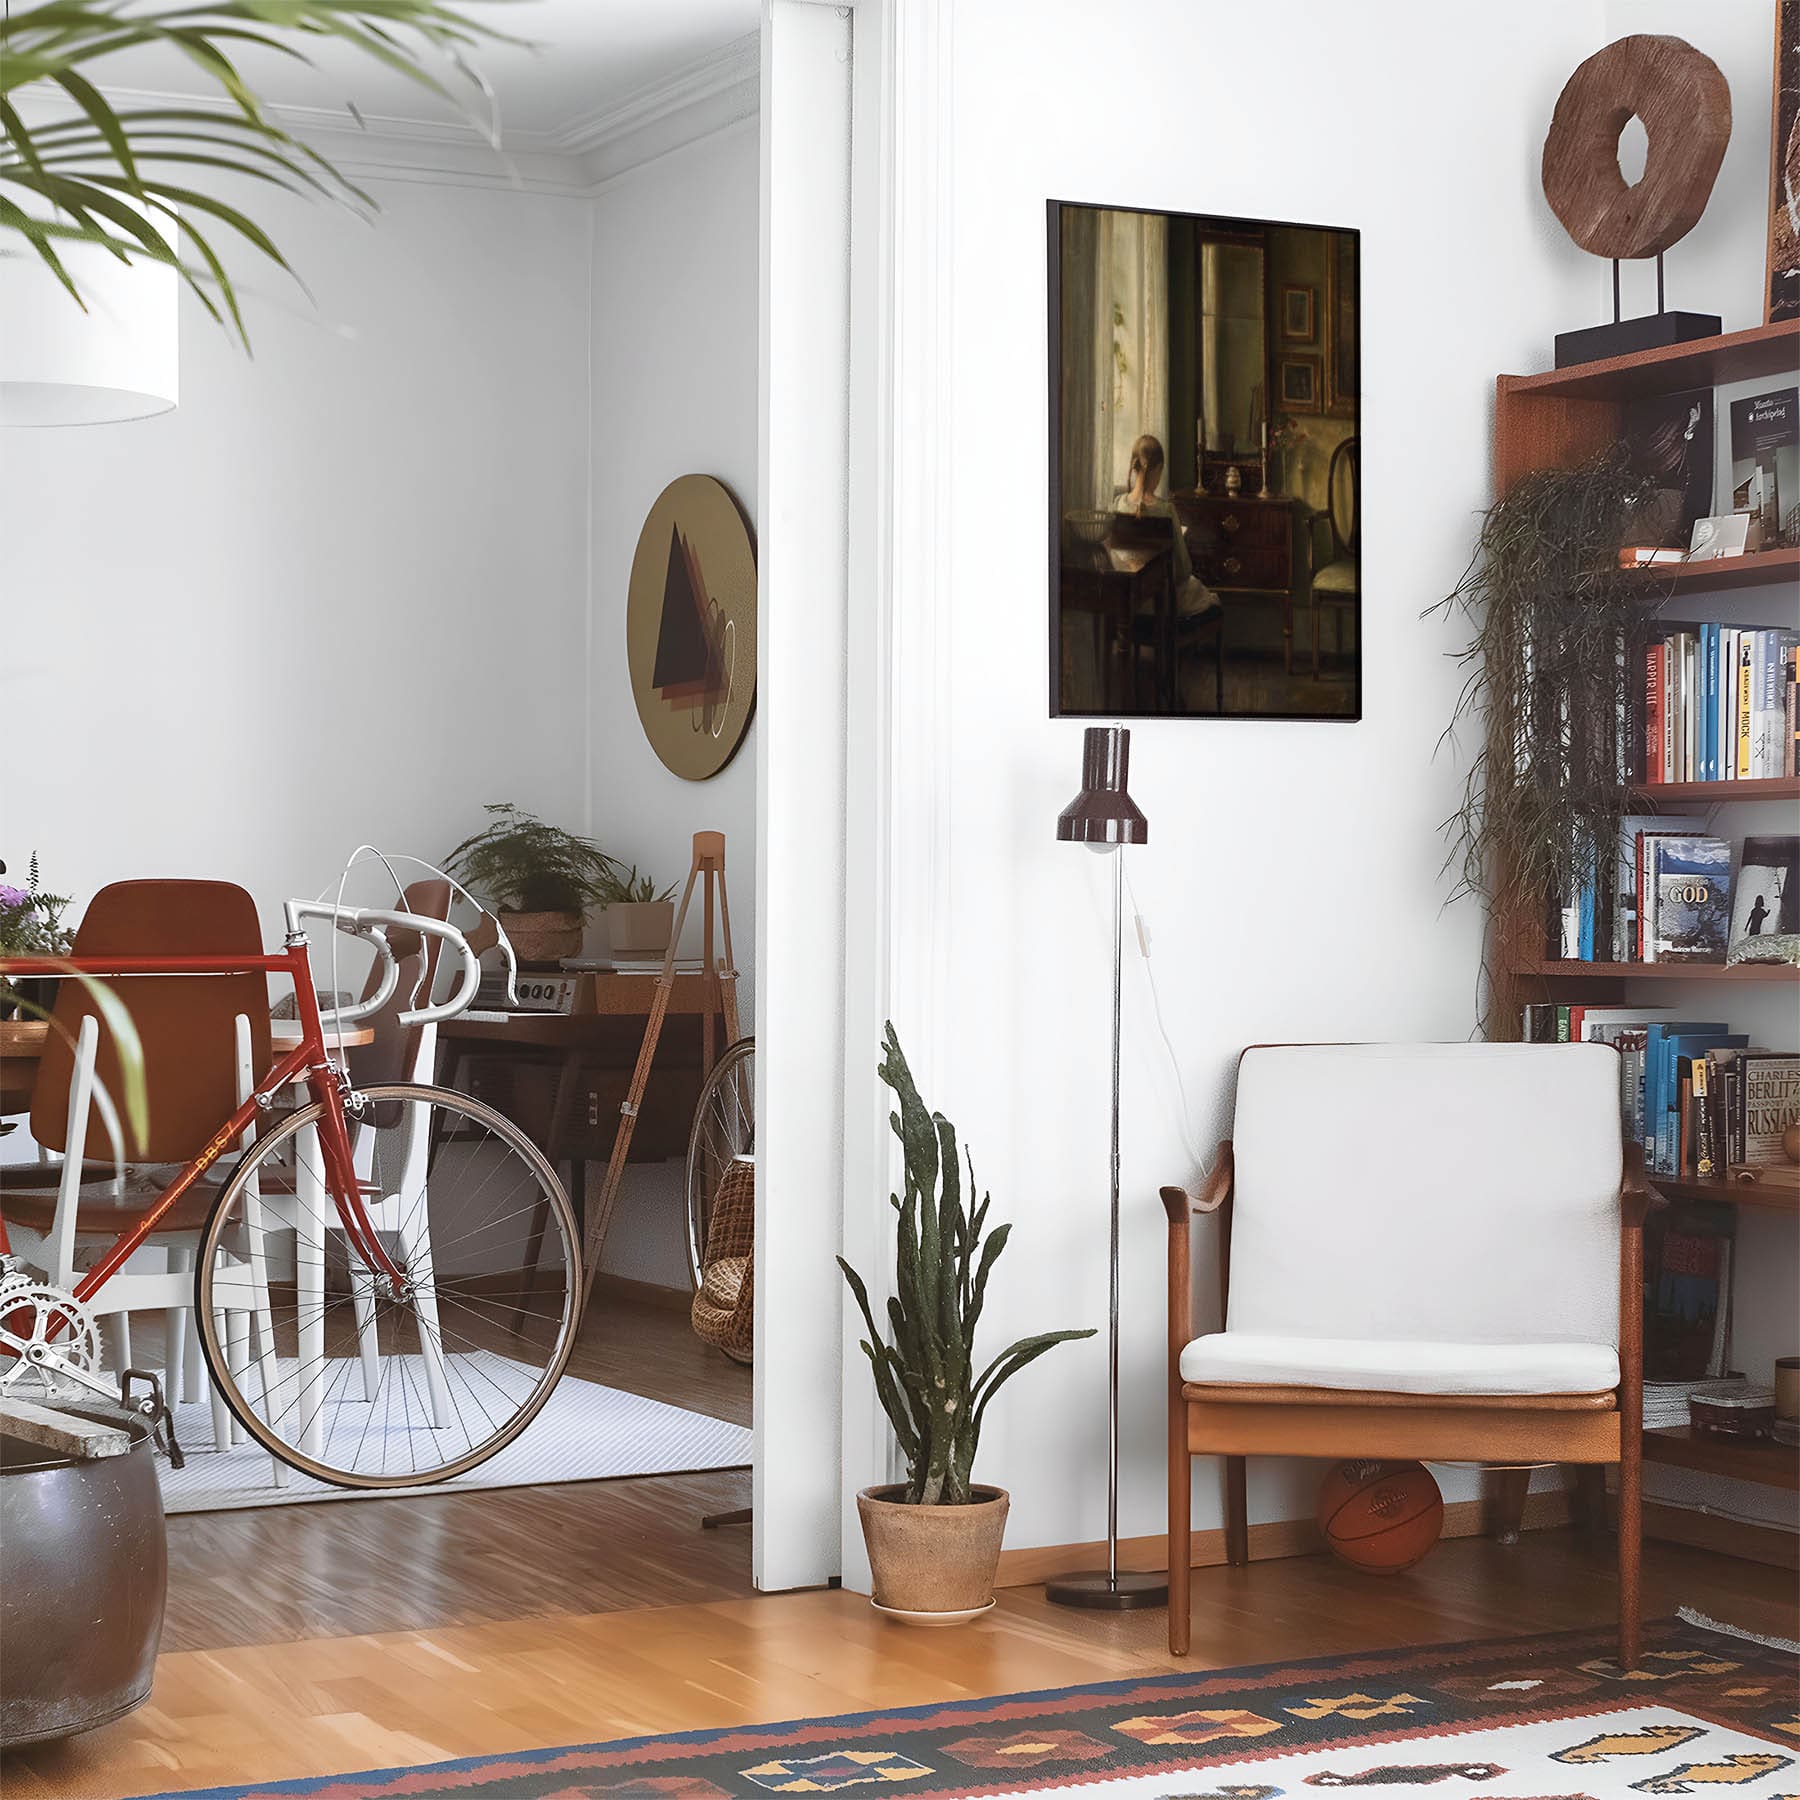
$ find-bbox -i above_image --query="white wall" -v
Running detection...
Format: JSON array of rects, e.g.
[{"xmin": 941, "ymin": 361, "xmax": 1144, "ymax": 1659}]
[
  {"xmin": 2, "ymin": 178, "xmax": 592, "ymax": 923},
  {"xmin": 585, "ymin": 119, "xmax": 763, "ymax": 1285},
  {"xmin": 865, "ymin": 0, "xmax": 1644, "ymax": 1557}
]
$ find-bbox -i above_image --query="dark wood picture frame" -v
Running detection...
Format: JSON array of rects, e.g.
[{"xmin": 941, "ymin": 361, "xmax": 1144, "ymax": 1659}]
[
  {"xmin": 1281, "ymin": 283, "xmax": 1315, "ymax": 341},
  {"xmin": 1769, "ymin": 0, "xmax": 1800, "ymax": 323},
  {"xmin": 1047, "ymin": 200, "xmax": 1362, "ymax": 726}
]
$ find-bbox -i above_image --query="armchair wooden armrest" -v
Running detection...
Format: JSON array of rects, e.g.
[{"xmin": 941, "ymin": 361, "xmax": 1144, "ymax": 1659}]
[
  {"xmin": 1162, "ymin": 1142, "xmax": 1234, "ymax": 1367},
  {"xmin": 1620, "ymin": 1140, "xmax": 1662, "ymax": 1230},
  {"xmin": 1160, "ymin": 1141, "xmax": 1234, "ymax": 1222}
]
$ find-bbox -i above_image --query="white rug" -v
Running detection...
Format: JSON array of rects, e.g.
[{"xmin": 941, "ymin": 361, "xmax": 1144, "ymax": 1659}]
[{"xmin": 155, "ymin": 1366, "xmax": 752, "ymax": 1513}]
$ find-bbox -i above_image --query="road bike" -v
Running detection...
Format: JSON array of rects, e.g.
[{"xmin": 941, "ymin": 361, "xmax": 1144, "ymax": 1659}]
[{"xmin": 0, "ymin": 898, "xmax": 581, "ymax": 1488}]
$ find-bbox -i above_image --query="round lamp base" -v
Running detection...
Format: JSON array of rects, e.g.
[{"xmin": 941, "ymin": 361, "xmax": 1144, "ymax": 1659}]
[{"xmin": 1043, "ymin": 1568, "xmax": 1169, "ymax": 1611}]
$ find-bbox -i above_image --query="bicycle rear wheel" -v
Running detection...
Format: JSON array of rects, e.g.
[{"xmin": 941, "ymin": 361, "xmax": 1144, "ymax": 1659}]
[
  {"xmin": 685, "ymin": 1037, "xmax": 755, "ymax": 1290},
  {"xmin": 195, "ymin": 1082, "xmax": 580, "ymax": 1488}
]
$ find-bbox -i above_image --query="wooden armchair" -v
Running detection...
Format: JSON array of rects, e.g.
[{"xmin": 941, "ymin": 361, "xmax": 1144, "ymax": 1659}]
[{"xmin": 1162, "ymin": 1042, "xmax": 1650, "ymax": 1668}]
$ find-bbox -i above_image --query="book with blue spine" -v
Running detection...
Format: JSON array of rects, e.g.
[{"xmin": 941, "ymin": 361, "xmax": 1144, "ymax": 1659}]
[
  {"xmin": 1643, "ymin": 1022, "xmax": 1728, "ymax": 1173},
  {"xmin": 1646, "ymin": 835, "xmax": 1733, "ymax": 962}
]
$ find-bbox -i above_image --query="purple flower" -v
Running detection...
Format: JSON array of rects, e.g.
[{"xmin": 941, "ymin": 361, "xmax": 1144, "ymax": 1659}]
[{"xmin": 0, "ymin": 886, "xmax": 31, "ymax": 910}]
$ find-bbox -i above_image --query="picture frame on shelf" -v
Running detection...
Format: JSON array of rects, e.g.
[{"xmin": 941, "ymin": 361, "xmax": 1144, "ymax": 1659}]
[{"xmin": 1689, "ymin": 513, "xmax": 1755, "ymax": 560}]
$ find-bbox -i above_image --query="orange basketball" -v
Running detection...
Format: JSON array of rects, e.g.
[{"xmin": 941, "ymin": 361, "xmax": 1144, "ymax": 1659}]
[{"xmin": 1315, "ymin": 1460, "xmax": 1443, "ymax": 1574}]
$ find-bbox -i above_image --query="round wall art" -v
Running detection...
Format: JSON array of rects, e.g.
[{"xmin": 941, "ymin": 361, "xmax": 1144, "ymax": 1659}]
[{"xmin": 625, "ymin": 474, "xmax": 757, "ymax": 782}]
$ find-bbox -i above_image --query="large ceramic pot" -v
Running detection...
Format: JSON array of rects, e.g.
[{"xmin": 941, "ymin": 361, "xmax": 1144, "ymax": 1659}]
[
  {"xmin": 856, "ymin": 1484, "xmax": 1008, "ymax": 1625},
  {"xmin": 499, "ymin": 909, "xmax": 585, "ymax": 969},
  {"xmin": 0, "ymin": 1405, "xmax": 167, "ymax": 1747}
]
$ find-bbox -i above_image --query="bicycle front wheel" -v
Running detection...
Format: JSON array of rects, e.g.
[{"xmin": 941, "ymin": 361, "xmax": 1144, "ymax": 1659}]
[{"xmin": 195, "ymin": 1082, "xmax": 581, "ymax": 1488}]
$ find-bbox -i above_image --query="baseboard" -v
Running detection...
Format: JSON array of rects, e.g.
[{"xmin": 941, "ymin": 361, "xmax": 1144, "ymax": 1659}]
[
  {"xmin": 993, "ymin": 1489, "xmax": 1572, "ymax": 1587},
  {"xmin": 589, "ymin": 1272, "xmax": 691, "ymax": 1314},
  {"xmin": 1638, "ymin": 1498, "xmax": 1799, "ymax": 1571}
]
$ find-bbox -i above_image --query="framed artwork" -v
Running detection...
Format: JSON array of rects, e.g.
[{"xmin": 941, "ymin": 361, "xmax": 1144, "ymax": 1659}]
[
  {"xmin": 625, "ymin": 474, "xmax": 757, "ymax": 780},
  {"xmin": 1281, "ymin": 283, "xmax": 1316, "ymax": 341},
  {"xmin": 1047, "ymin": 201, "xmax": 1361, "ymax": 723},
  {"xmin": 1279, "ymin": 355, "xmax": 1321, "ymax": 410},
  {"xmin": 1769, "ymin": 0, "xmax": 1800, "ymax": 322}
]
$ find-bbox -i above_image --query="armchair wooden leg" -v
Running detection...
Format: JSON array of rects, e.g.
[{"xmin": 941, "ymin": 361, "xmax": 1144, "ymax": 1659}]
[
  {"xmin": 1224, "ymin": 1456, "xmax": 1248, "ymax": 1567},
  {"xmin": 1617, "ymin": 1446, "xmax": 1642, "ymax": 1670},
  {"xmin": 1169, "ymin": 1449, "xmax": 1191, "ymax": 1656},
  {"xmin": 1487, "ymin": 1466, "xmax": 1531, "ymax": 1544}
]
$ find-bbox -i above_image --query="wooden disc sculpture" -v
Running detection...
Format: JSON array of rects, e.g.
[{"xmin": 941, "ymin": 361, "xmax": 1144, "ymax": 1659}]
[
  {"xmin": 626, "ymin": 474, "xmax": 757, "ymax": 781},
  {"xmin": 1316, "ymin": 1459, "xmax": 1444, "ymax": 1575},
  {"xmin": 1541, "ymin": 34, "xmax": 1731, "ymax": 260}
]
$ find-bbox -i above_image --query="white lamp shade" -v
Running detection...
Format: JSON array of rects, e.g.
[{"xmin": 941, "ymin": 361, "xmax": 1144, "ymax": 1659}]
[{"xmin": 0, "ymin": 217, "xmax": 179, "ymax": 426}]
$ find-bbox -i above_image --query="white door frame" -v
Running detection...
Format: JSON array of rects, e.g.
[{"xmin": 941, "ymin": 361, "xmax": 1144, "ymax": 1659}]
[{"xmin": 754, "ymin": 0, "xmax": 955, "ymax": 1593}]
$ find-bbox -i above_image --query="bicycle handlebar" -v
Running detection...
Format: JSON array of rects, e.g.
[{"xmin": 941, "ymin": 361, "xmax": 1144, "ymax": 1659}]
[{"xmin": 282, "ymin": 900, "xmax": 508, "ymax": 1028}]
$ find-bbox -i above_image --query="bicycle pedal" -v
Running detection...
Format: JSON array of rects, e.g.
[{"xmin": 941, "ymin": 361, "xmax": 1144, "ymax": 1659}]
[{"xmin": 121, "ymin": 1367, "xmax": 185, "ymax": 1470}]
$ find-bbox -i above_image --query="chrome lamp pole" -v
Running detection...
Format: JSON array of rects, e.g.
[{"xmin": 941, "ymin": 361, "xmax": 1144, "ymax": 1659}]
[{"xmin": 1045, "ymin": 724, "xmax": 1167, "ymax": 1611}]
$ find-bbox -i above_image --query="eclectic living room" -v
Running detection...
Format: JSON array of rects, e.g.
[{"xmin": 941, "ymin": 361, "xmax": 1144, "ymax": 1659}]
[{"xmin": 1, "ymin": 3, "xmax": 1797, "ymax": 1799}]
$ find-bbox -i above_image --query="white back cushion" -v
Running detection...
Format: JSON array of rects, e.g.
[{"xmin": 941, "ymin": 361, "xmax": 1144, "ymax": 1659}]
[{"xmin": 1227, "ymin": 1044, "xmax": 1622, "ymax": 1348}]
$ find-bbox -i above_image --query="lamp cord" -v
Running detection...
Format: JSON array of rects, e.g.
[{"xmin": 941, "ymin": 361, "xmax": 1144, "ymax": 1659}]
[{"xmin": 1120, "ymin": 858, "xmax": 1210, "ymax": 1177}]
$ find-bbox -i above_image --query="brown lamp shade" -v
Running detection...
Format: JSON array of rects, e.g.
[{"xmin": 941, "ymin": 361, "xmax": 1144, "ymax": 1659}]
[{"xmin": 1056, "ymin": 725, "xmax": 1148, "ymax": 846}]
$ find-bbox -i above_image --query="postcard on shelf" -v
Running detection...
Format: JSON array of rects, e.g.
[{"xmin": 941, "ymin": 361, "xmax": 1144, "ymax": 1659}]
[
  {"xmin": 1688, "ymin": 512, "xmax": 1755, "ymax": 560},
  {"xmin": 1729, "ymin": 386, "xmax": 1798, "ymax": 549},
  {"xmin": 1728, "ymin": 835, "xmax": 1799, "ymax": 954}
]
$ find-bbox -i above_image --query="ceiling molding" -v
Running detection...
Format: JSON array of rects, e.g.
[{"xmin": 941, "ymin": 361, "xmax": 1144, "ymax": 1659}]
[
  {"xmin": 552, "ymin": 31, "xmax": 759, "ymax": 156},
  {"xmin": 13, "ymin": 31, "xmax": 760, "ymax": 196}
]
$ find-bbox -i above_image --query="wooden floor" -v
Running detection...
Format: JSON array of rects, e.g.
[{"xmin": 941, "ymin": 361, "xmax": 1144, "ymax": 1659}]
[
  {"xmin": 7, "ymin": 1532, "xmax": 1796, "ymax": 1800},
  {"xmin": 160, "ymin": 1284, "xmax": 755, "ymax": 1651}
]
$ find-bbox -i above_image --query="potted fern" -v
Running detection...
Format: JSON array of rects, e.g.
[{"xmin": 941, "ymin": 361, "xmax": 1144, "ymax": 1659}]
[
  {"xmin": 445, "ymin": 805, "xmax": 618, "ymax": 968},
  {"xmin": 838, "ymin": 1025, "xmax": 1094, "ymax": 1623}
]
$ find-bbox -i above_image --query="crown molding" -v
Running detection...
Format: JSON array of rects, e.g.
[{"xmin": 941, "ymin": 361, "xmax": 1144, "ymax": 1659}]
[
  {"xmin": 18, "ymin": 32, "xmax": 763, "ymax": 196},
  {"xmin": 553, "ymin": 31, "xmax": 759, "ymax": 157}
]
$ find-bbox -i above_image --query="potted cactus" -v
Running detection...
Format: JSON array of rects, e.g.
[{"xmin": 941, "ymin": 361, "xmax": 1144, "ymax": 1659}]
[{"xmin": 838, "ymin": 1025, "xmax": 1094, "ymax": 1624}]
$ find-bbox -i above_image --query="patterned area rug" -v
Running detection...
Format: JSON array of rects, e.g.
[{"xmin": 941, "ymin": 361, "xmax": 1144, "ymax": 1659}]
[{"xmin": 131, "ymin": 1614, "xmax": 1796, "ymax": 1800}]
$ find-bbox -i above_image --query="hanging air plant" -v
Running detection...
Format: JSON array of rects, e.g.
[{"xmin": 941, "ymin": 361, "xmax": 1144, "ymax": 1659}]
[{"xmin": 1429, "ymin": 445, "xmax": 1671, "ymax": 1029}]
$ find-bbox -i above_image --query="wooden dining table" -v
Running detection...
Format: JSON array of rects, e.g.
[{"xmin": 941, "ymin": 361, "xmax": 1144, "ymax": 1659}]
[{"xmin": 0, "ymin": 1017, "xmax": 374, "ymax": 1117}]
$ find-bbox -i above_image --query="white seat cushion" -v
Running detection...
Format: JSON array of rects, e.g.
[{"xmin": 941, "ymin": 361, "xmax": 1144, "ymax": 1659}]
[{"xmin": 1180, "ymin": 1332, "xmax": 1619, "ymax": 1397}]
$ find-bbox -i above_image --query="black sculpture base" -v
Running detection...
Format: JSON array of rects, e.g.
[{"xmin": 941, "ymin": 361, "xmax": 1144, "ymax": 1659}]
[
  {"xmin": 1554, "ymin": 310, "xmax": 1721, "ymax": 369},
  {"xmin": 1044, "ymin": 1568, "xmax": 1169, "ymax": 1610}
]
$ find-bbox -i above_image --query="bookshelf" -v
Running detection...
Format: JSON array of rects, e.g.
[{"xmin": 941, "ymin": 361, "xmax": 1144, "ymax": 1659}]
[{"xmin": 1491, "ymin": 320, "xmax": 1800, "ymax": 1541}]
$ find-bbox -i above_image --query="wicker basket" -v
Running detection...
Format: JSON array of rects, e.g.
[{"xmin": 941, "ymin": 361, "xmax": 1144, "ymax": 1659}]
[{"xmin": 691, "ymin": 1156, "xmax": 754, "ymax": 1363}]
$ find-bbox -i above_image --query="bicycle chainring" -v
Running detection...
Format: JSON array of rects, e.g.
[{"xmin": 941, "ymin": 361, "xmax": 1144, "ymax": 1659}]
[{"xmin": 0, "ymin": 1279, "xmax": 104, "ymax": 1398}]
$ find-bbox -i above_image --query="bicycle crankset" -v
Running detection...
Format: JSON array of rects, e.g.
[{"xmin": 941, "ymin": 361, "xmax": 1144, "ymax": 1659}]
[{"xmin": 0, "ymin": 1275, "xmax": 110, "ymax": 1402}]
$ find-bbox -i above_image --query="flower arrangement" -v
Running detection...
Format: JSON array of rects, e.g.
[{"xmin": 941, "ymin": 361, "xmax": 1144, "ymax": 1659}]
[{"xmin": 0, "ymin": 854, "xmax": 74, "ymax": 1018}]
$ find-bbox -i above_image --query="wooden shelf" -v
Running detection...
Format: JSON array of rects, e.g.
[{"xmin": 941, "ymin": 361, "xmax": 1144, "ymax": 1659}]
[
  {"xmin": 1511, "ymin": 959, "xmax": 1800, "ymax": 983},
  {"xmin": 1628, "ymin": 775, "xmax": 1800, "ymax": 804},
  {"xmin": 1647, "ymin": 1174, "xmax": 1800, "ymax": 1215},
  {"xmin": 1626, "ymin": 546, "xmax": 1800, "ymax": 595},
  {"xmin": 1501, "ymin": 319, "xmax": 1800, "ymax": 403},
  {"xmin": 1643, "ymin": 1425, "xmax": 1800, "ymax": 1491}
]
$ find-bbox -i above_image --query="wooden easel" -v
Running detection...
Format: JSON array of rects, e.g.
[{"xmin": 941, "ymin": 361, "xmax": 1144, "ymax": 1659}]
[{"xmin": 579, "ymin": 831, "xmax": 740, "ymax": 1313}]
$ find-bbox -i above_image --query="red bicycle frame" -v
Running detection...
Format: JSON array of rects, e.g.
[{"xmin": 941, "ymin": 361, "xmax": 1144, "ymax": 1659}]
[{"xmin": 0, "ymin": 937, "xmax": 406, "ymax": 1298}]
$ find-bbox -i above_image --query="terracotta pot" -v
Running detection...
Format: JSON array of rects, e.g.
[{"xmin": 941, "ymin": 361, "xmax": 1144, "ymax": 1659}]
[
  {"xmin": 499, "ymin": 909, "xmax": 585, "ymax": 969},
  {"xmin": 856, "ymin": 1484, "xmax": 1008, "ymax": 1621},
  {"xmin": 605, "ymin": 900, "xmax": 675, "ymax": 959}
]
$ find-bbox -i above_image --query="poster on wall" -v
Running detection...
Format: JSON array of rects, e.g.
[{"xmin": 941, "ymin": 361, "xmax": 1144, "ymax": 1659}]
[
  {"xmin": 1770, "ymin": 0, "xmax": 1800, "ymax": 322},
  {"xmin": 1047, "ymin": 201, "xmax": 1361, "ymax": 722}
]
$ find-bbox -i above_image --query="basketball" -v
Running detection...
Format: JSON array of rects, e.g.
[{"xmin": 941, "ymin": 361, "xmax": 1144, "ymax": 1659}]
[{"xmin": 1315, "ymin": 1460, "xmax": 1443, "ymax": 1574}]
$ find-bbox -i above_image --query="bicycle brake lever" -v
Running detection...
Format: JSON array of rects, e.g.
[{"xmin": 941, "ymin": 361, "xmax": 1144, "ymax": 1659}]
[{"xmin": 121, "ymin": 1367, "xmax": 184, "ymax": 1469}]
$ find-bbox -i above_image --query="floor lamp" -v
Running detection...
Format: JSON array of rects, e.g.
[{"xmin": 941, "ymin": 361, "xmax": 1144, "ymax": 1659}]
[{"xmin": 1046, "ymin": 725, "xmax": 1167, "ymax": 1611}]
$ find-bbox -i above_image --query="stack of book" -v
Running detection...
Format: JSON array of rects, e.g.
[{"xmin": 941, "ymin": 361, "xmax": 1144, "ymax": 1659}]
[
  {"xmin": 1550, "ymin": 830, "xmax": 1797, "ymax": 967},
  {"xmin": 1641, "ymin": 624, "xmax": 1800, "ymax": 783},
  {"xmin": 1520, "ymin": 1004, "xmax": 1800, "ymax": 1182}
]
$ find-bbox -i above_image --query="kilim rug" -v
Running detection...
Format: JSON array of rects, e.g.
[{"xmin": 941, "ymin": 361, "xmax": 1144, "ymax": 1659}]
[{"xmin": 133, "ymin": 1612, "xmax": 1797, "ymax": 1800}]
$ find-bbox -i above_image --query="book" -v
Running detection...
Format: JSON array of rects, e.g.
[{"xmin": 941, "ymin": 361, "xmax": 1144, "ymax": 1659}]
[
  {"xmin": 1728, "ymin": 834, "xmax": 1798, "ymax": 953},
  {"xmin": 1646, "ymin": 836, "xmax": 1732, "ymax": 962},
  {"xmin": 1642, "ymin": 1202, "xmax": 1736, "ymax": 1382},
  {"xmin": 1625, "ymin": 387, "xmax": 1714, "ymax": 546},
  {"xmin": 1751, "ymin": 629, "xmax": 1800, "ymax": 776},
  {"xmin": 1739, "ymin": 1052, "xmax": 1800, "ymax": 1165},
  {"xmin": 1729, "ymin": 387, "xmax": 1798, "ymax": 547},
  {"xmin": 1737, "ymin": 634, "xmax": 1754, "ymax": 777},
  {"xmin": 1616, "ymin": 813, "xmax": 1704, "ymax": 962}
]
